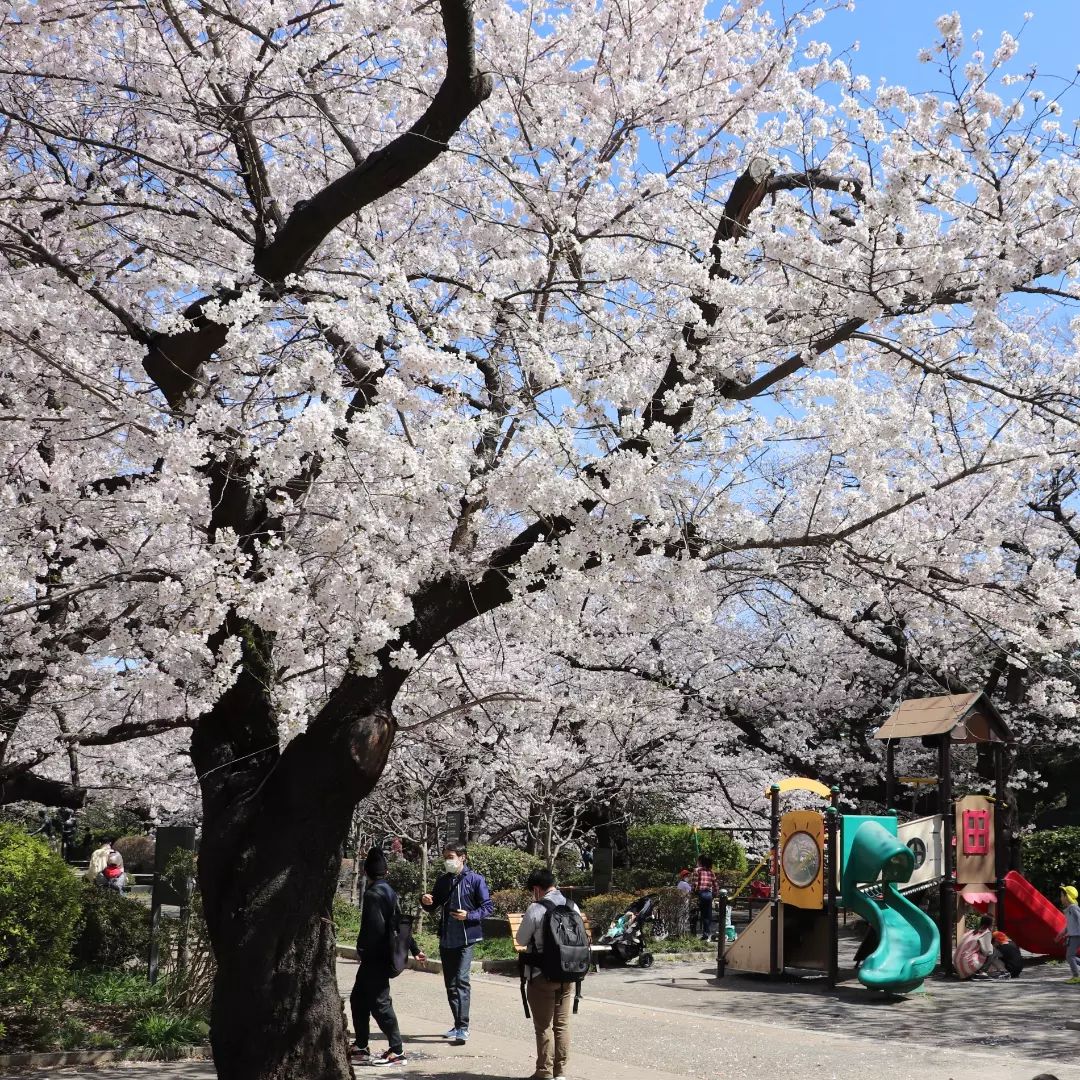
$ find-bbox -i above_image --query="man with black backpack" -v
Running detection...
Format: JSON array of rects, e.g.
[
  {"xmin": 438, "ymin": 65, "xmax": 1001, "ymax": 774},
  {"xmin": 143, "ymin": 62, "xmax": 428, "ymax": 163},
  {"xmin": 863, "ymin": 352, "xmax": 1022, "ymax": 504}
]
[
  {"xmin": 348, "ymin": 847, "xmax": 425, "ymax": 1067},
  {"xmin": 516, "ymin": 868, "xmax": 590, "ymax": 1080}
]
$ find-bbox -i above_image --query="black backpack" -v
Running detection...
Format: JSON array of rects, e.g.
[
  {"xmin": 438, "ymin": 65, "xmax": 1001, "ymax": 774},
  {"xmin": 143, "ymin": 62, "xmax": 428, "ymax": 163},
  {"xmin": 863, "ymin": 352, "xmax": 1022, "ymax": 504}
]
[
  {"xmin": 535, "ymin": 897, "xmax": 591, "ymax": 984},
  {"xmin": 389, "ymin": 913, "xmax": 413, "ymax": 978},
  {"xmin": 359, "ymin": 883, "xmax": 411, "ymax": 978}
]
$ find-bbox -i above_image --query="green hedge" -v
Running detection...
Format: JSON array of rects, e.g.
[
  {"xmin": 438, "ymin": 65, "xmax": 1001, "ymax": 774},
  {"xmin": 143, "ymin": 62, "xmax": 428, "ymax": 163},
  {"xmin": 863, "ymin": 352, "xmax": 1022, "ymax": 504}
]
[
  {"xmin": 489, "ymin": 889, "xmax": 533, "ymax": 917},
  {"xmin": 385, "ymin": 859, "xmax": 423, "ymax": 907},
  {"xmin": 1022, "ymin": 827, "xmax": 1080, "ymax": 900},
  {"xmin": 0, "ymin": 823, "xmax": 82, "ymax": 1015},
  {"xmin": 626, "ymin": 825, "xmax": 747, "ymax": 886},
  {"xmin": 582, "ymin": 892, "xmax": 638, "ymax": 936},
  {"xmin": 75, "ymin": 805, "xmax": 149, "ymax": 851},
  {"xmin": 73, "ymin": 881, "xmax": 152, "ymax": 971},
  {"xmin": 464, "ymin": 845, "xmax": 544, "ymax": 891}
]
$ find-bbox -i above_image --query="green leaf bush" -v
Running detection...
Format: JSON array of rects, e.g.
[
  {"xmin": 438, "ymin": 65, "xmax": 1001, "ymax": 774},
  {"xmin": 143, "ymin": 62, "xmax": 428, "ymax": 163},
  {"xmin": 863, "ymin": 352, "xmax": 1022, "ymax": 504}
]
[
  {"xmin": 464, "ymin": 844, "xmax": 544, "ymax": 890},
  {"xmin": 0, "ymin": 823, "xmax": 82, "ymax": 1016},
  {"xmin": 1022, "ymin": 827, "xmax": 1080, "ymax": 900},
  {"xmin": 72, "ymin": 879, "xmax": 152, "ymax": 970},
  {"xmin": 385, "ymin": 857, "xmax": 423, "ymax": 902},
  {"xmin": 626, "ymin": 824, "xmax": 747, "ymax": 886},
  {"xmin": 128, "ymin": 1010, "xmax": 209, "ymax": 1058},
  {"xmin": 333, "ymin": 895, "xmax": 361, "ymax": 939},
  {"xmin": 582, "ymin": 892, "xmax": 638, "ymax": 936}
]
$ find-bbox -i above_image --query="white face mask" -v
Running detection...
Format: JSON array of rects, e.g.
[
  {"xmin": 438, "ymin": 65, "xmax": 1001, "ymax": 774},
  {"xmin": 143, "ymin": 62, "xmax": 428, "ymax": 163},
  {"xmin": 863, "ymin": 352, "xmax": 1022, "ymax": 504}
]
[{"xmin": 445, "ymin": 858, "xmax": 460, "ymax": 873}]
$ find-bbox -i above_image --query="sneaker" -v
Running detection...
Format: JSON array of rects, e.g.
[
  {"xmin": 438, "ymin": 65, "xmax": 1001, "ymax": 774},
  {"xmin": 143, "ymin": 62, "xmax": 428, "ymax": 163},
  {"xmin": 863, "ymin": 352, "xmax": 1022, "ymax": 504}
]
[
  {"xmin": 452, "ymin": 1029, "xmax": 470, "ymax": 1044},
  {"xmin": 349, "ymin": 1046, "xmax": 374, "ymax": 1066},
  {"xmin": 372, "ymin": 1050, "xmax": 408, "ymax": 1067},
  {"xmin": 443, "ymin": 1029, "xmax": 460, "ymax": 1040}
]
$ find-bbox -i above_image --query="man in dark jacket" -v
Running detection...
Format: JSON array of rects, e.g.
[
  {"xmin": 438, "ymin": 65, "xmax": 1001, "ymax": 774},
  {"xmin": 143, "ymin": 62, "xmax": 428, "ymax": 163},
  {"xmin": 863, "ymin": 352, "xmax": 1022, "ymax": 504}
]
[
  {"xmin": 420, "ymin": 843, "xmax": 493, "ymax": 1043},
  {"xmin": 349, "ymin": 848, "xmax": 425, "ymax": 1067}
]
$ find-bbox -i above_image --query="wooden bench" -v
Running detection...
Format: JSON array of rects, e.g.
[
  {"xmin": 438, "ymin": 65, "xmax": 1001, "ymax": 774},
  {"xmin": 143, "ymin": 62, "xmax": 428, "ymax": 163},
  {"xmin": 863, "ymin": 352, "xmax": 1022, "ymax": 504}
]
[{"xmin": 508, "ymin": 911, "xmax": 611, "ymax": 957}]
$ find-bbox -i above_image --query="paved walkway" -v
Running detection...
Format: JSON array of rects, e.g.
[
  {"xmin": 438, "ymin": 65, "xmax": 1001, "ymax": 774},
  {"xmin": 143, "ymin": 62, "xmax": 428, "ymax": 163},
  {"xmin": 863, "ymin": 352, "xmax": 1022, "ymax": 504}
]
[{"xmin": 34, "ymin": 957, "xmax": 1080, "ymax": 1079}]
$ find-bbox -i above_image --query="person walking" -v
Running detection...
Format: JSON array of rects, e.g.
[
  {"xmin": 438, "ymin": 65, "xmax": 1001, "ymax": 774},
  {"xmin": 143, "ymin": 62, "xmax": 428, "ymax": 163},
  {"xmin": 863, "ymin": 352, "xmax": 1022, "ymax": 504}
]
[
  {"xmin": 516, "ymin": 868, "xmax": 586, "ymax": 1080},
  {"xmin": 420, "ymin": 843, "xmax": 493, "ymax": 1043},
  {"xmin": 1057, "ymin": 885, "xmax": 1080, "ymax": 982},
  {"xmin": 349, "ymin": 847, "xmax": 425, "ymax": 1067},
  {"xmin": 689, "ymin": 855, "xmax": 718, "ymax": 942}
]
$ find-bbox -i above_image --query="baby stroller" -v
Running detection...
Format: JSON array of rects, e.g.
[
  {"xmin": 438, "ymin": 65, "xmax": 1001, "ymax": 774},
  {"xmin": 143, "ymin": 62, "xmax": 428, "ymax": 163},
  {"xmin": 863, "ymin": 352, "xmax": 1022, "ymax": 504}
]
[{"xmin": 597, "ymin": 895, "xmax": 656, "ymax": 968}]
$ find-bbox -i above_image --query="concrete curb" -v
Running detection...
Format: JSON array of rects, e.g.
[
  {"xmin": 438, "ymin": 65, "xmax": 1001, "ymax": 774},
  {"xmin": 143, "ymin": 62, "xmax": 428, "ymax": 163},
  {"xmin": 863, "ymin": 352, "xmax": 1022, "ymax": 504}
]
[
  {"xmin": 334, "ymin": 945, "xmax": 711, "ymax": 975},
  {"xmin": 0, "ymin": 1044, "xmax": 211, "ymax": 1070}
]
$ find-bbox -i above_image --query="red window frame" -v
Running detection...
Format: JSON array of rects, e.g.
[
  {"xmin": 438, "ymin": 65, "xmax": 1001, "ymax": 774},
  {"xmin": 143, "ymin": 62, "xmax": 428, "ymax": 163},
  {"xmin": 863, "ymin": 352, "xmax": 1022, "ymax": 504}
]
[{"xmin": 962, "ymin": 809, "xmax": 990, "ymax": 855}]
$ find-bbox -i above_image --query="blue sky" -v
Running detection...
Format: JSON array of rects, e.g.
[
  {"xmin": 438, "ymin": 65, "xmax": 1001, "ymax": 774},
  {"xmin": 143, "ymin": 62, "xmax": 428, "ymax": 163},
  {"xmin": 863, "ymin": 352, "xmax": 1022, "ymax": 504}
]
[{"xmin": 789, "ymin": 1, "xmax": 1078, "ymax": 88}]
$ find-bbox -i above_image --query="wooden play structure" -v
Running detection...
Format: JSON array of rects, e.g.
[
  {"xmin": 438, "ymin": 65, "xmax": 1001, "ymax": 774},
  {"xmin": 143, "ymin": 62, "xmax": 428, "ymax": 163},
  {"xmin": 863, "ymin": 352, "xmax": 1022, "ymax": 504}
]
[
  {"xmin": 877, "ymin": 691, "xmax": 1012, "ymax": 974},
  {"xmin": 718, "ymin": 777, "xmax": 843, "ymax": 984},
  {"xmin": 715, "ymin": 690, "xmax": 1050, "ymax": 991}
]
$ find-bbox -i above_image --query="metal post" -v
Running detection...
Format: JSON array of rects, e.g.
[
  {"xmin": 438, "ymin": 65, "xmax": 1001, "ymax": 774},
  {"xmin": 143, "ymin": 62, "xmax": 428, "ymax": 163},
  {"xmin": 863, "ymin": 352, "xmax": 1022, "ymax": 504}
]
[
  {"xmin": 938, "ymin": 735, "xmax": 955, "ymax": 974},
  {"xmin": 769, "ymin": 784, "xmax": 781, "ymax": 979},
  {"xmin": 147, "ymin": 898, "xmax": 162, "ymax": 984},
  {"xmin": 885, "ymin": 741, "xmax": 896, "ymax": 810},
  {"xmin": 994, "ymin": 742, "xmax": 1008, "ymax": 923},
  {"xmin": 716, "ymin": 889, "xmax": 728, "ymax": 979},
  {"xmin": 826, "ymin": 804, "xmax": 839, "ymax": 987}
]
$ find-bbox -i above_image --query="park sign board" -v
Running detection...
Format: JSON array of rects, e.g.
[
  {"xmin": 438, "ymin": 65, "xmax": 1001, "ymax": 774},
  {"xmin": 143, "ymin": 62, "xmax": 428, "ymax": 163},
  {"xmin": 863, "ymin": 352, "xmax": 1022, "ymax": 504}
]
[
  {"xmin": 152, "ymin": 825, "xmax": 197, "ymax": 906},
  {"xmin": 445, "ymin": 810, "xmax": 466, "ymax": 849}
]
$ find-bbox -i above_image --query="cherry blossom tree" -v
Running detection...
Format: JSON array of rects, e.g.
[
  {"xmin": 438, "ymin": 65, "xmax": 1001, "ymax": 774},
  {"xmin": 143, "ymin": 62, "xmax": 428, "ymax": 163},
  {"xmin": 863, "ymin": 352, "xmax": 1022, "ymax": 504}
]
[{"xmin": 2, "ymin": 0, "xmax": 1080, "ymax": 1076}]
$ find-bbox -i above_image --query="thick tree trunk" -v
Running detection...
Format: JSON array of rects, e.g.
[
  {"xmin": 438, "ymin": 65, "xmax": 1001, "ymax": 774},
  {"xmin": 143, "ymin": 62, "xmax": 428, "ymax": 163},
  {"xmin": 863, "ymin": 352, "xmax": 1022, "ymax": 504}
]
[{"xmin": 195, "ymin": 698, "xmax": 394, "ymax": 1080}]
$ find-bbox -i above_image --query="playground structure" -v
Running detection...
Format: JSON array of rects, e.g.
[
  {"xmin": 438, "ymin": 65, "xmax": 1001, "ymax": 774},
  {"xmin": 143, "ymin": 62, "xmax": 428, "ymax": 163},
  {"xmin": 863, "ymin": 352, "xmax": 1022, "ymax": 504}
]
[{"xmin": 718, "ymin": 692, "xmax": 1071, "ymax": 991}]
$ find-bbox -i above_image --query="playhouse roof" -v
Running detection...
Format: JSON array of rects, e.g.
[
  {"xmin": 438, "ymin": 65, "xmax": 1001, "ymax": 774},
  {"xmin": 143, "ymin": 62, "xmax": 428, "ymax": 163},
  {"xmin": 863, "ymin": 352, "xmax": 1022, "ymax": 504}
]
[{"xmin": 874, "ymin": 692, "xmax": 1011, "ymax": 743}]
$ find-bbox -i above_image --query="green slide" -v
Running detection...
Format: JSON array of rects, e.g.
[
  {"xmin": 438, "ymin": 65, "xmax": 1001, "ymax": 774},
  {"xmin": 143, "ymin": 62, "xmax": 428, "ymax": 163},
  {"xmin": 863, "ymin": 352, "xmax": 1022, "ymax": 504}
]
[{"xmin": 841, "ymin": 820, "xmax": 939, "ymax": 993}]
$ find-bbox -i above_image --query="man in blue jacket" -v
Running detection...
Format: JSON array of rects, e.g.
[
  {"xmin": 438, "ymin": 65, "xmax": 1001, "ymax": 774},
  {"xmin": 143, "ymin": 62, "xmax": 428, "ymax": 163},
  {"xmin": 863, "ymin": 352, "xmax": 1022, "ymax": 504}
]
[{"xmin": 420, "ymin": 843, "xmax": 493, "ymax": 1043}]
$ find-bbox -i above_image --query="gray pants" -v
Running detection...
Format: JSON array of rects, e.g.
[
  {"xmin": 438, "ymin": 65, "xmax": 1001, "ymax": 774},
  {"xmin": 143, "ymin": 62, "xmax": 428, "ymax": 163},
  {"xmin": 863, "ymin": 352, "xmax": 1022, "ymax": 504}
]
[
  {"xmin": 1067, "ymin": 936, "xmax": 1080, "ymax": 977},
  {"xmin": 440, "ymin": 944, "xmax": 473, "ymax": 1030}
]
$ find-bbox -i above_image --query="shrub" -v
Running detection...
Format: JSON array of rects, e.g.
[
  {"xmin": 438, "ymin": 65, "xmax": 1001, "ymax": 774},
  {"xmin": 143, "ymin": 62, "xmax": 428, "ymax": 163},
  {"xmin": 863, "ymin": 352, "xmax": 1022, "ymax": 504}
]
[
  {"xmin": 114, "ymin": 834, "xmax": 155, "ymax": 873},
  {"xmin": 72, "ymin": 970, "xmax": 164, "ymax": 1008},
  {"xmin": 1022, "ymin": 827, "xmax": 1080, "ymax": 899},
  {"xmin": 385, "ymin": 858, "xmax": 422, "ymax": 904},
  {"xmin": 0, "ymin": 823, "xmax": 82, "ymax": 1015},
  {"xmin": 334, "ymin": 895, "xmax": 361, "ymax": 940},
  {"xmin": 72, "ymin": 881, "xmax": 152, "ymax": 971},
  {"xmin": 626, "ymin": 824, "xmax": 747, "ymax": 886},
  {"xmin": 128, "ymin": 1011, "xmax": 209, "ymax": 1058},
  {"xmin": 76, "ymin": 805, "xmax": 148, "ymax": 851},
  {"xmin": 581, "ymin": 892, "xmax": 637, "ymax": 937},
  {"xmin": 652, "ymin": 886, "xmax": 692, "ymax": 937},
  {"xmin": 489, "ymin": 888, "xmax": 533, "ymax": 917},
  {"xmin": 465, "ymin": 844, "xmax": 544, "ymax": 890}
]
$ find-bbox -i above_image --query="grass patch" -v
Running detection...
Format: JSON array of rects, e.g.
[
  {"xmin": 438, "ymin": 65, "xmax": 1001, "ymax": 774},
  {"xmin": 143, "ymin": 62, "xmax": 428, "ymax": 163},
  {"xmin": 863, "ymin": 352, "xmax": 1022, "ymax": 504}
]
[
  {"xmin": 411, "ymin": 930, "xmax": 518, "ymax": 961},
  {"xmin": 71, "ymin": 971, "xmax": 166, "ymax": 1008},
  {"xmin": 128, "ymin": 1011, "xmax": 209, "ymax": 1059},
  {"xmin": 651, "ymin": 935, "xmax": 713, "ymax": 954}
]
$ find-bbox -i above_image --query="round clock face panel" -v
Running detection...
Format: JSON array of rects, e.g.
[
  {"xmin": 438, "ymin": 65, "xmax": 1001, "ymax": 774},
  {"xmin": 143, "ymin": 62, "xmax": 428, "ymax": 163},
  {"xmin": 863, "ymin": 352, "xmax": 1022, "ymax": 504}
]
[{"xmin": 782, "ymin": 831, "xmax": 821, "ymax": 887}]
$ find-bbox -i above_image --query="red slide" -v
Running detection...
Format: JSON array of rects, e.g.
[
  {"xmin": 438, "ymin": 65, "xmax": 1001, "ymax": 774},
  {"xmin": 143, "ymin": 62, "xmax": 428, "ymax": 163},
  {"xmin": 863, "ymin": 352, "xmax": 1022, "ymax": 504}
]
[{"xmin": 1002, "ymin": 870, "xmax": 1066, "ymax": 957}]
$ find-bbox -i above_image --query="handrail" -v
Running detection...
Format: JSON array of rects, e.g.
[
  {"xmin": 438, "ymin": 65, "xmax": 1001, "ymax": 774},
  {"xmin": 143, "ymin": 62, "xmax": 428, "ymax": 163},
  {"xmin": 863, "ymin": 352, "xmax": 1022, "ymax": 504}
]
[{"xmin": 727, "ymin": 857, "xmax": 768, "ymax": 901}]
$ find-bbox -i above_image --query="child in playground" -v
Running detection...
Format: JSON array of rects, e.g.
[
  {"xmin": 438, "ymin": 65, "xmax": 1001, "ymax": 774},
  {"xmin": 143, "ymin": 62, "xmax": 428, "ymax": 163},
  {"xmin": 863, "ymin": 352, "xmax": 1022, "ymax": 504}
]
[
  {"xmin": 953, "ymin": 915, "xmax": 1006, "ymax": 979},
  {"xmin": 991, "ymin": 928, "xmax": 1023, "ymax": 979},
  {"xmin": 1055, "ymin": 885, "xmax": 1080, "ymax": 982}
]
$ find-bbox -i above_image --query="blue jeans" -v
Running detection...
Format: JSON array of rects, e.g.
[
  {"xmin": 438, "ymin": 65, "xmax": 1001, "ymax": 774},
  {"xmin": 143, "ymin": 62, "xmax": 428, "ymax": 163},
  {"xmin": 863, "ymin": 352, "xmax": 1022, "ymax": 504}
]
[
  {"xmin": 440, "ymin": 944, "xmax": 474, "ymax": 1030},
  {"xmin": 698, "ymin": 891, "xmax": 714, "ymax": 939}
]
